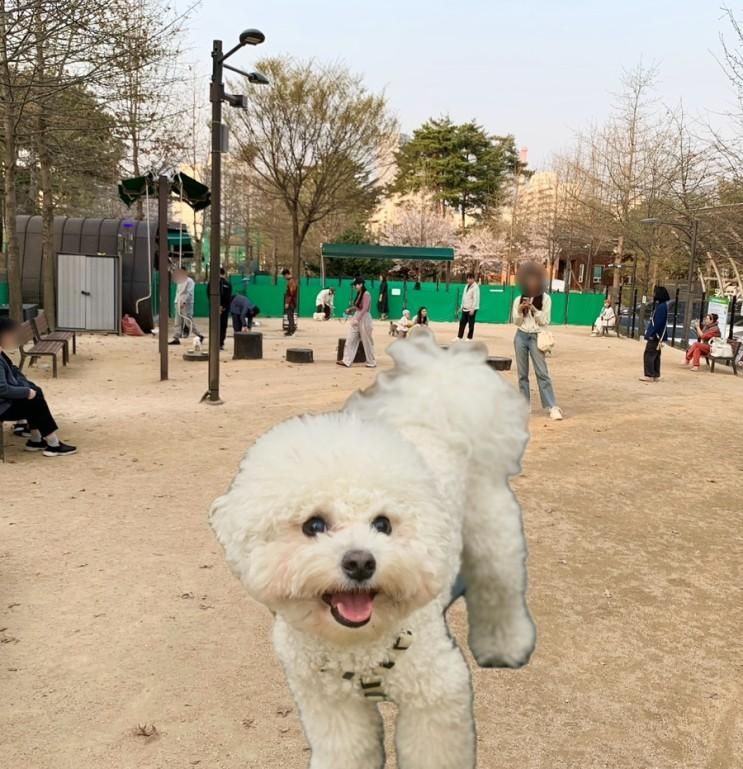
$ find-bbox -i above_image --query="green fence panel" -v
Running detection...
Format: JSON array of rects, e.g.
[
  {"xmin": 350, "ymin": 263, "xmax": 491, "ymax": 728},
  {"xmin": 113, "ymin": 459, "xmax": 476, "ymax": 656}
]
[
  {"xmin": 567, "ymin": 293, "xmax": 605, "ymax": 325},
  {"xmin": 0, "ymin": 281, "xmax": 8, "ymax": 305}
]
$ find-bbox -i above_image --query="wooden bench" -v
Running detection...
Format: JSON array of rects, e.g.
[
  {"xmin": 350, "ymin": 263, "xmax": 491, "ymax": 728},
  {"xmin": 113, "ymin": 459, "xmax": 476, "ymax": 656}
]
[
  {"xmin": 18, "ymin": 321, "xmax": 67, "ymax": 377},
  {"xmin": 708, "ymin": 339, "xmax": 741, "ymax": 375},
  {"xmin": 32, "ymin": 310, "xmax": 76, "ymax": 362}
]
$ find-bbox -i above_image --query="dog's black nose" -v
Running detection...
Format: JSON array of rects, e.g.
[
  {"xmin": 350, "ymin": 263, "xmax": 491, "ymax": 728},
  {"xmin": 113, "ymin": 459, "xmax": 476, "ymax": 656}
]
[{"xmin": 341, "ymin": 550, "xmax": 376, "ymax": 582}]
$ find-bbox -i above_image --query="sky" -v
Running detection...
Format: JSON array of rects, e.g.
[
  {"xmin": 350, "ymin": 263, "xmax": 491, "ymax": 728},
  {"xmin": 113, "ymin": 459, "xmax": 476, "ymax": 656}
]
[{"xmin": 178, "ymin": 0, "xmax": 737, "ymax": 168}]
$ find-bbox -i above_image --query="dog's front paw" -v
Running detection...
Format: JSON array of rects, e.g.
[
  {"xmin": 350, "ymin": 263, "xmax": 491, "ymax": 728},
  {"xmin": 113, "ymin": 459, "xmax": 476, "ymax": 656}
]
[{"xmin": 469, "ymin": 612, "xmax": 536, "ymax": 669}]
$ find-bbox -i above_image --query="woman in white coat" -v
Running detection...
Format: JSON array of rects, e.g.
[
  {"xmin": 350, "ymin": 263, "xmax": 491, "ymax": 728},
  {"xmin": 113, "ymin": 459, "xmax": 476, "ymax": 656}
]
[{"xmin": 338, "ymin": 277, "xmax": 376, "ymax": 368}]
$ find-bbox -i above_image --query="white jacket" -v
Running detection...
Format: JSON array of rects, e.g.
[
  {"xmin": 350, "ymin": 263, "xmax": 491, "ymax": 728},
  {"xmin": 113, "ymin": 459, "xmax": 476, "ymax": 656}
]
[
  {"xmin": 512, "ymin": 293, "xmax": 551, "ymax": 333},
  {"xmin": 461, "ymin": 282, "xmax": 480, "ymax": 313}
]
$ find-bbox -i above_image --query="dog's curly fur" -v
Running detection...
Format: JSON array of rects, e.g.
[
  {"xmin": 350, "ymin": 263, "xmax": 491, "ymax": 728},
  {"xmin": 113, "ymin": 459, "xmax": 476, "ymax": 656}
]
[{"xmin": 210, "ymin": 334, "xmax": 535, "ymax": 769}]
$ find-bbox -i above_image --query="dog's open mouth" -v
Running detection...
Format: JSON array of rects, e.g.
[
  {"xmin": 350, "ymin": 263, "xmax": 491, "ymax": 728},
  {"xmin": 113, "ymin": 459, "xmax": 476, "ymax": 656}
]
[{"xmin": 322, "ymin": 590, "xmax": 378, "ymax": 628}]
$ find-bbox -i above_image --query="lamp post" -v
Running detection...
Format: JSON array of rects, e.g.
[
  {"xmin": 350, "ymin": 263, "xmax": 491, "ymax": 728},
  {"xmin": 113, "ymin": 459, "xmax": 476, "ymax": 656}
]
[{"xmin": 206, "ymin": 29, "xmax": 267, "ymax": 404}]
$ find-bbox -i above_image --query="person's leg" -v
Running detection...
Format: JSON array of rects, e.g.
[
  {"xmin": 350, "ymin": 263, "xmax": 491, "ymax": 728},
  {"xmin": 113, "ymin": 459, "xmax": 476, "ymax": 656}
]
[
  {"xmin": 691, "ymin": 343, "xmax": 710, "ymax": 368},
  {"xmin": 457, "ymin": 314, "xmax": 468, "ymax": 339},
  {"xmin": 324, "ymin": 304, "xmax": 331, "ymax": 320},
  {"xmin": 4, "ymin": 397, "xmax": 59, "ymax": 439},
  {"xmin": 359, "ymin": 317, "xmax": 376, "ymax": 366},
  {"xmin": 643, "ymin": 340, "xmax": 658, "ymax": 378},
  {"xmin": 654, "ymin": 345, "xmax": 662, "ymax": 379},
  {"xmin": 232, "ymin": 314, "xmax": 242, "ymax": 334},
  {"xmin": 342, "ymin": 324, "xmax": 361, "ymax": 366},
  {"xmin": 513, "ymin": 331, "xmax": 531, "ymax": 402},
  {"xmin": 246, "ymin": 310, "xmax": 255, "ymax": 331},
  {"xmin": 467, "ymin": 310, "xmax": 477, "ymax": 340},
  {"xmin": 528, "ymin": 336, "xmax": 557, "ymax": 409},
  {"xmin": 220, "ymin": 309, "xmax": 229, "ymax": 346},
  {"xmin": 287, "ymin": 306, "xmax": 297, "ymax": 335}
]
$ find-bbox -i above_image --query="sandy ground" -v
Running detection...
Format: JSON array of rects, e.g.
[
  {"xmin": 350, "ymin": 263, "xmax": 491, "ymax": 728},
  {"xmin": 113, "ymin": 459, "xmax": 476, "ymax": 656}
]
[{"xmin": 1, "ymin": 318, "xmax": 742, "ymax": 769}]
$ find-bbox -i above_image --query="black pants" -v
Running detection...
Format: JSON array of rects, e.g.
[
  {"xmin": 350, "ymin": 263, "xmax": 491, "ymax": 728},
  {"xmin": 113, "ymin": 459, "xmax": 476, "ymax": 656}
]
[
  {"xmin": 644, "ymin": 339, "xmax": 662, "ymax": 378},
  {"xmin": 285, "ymin": 306, "xmax": 297, "ymax": 335},
  {"xmin": 458, "ymin": 310, "xmax": 477, "ymax": 339},
  {"xmin": 316, "ymin": 303, "xmax": 331, "ymax": 320},
  {"xmin": 220, "ymin": 308, "xmax": 229, "ymax": 347},
  {"xmin": 2, "ymin": 393, "xmax": 58, "ymax": 437},
  {"xmin": 232, "ymin": 311, "xmax": 256, "ymax": 333}
]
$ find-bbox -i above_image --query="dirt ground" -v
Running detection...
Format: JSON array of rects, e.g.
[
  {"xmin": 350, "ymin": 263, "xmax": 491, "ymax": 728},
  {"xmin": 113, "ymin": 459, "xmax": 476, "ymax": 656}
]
[{"xmin": 1, "ymin": 318, "xmax": 742, "ymax": 769}]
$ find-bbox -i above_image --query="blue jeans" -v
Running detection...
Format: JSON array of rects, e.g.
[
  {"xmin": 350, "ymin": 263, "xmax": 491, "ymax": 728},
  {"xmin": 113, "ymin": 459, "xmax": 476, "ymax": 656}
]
[{"xmin": 514, "ymin": 329, "xmax": 557, "ymax": 408}]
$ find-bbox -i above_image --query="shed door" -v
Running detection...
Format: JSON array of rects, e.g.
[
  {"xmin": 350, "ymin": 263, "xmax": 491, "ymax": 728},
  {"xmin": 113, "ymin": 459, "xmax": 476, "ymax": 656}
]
[
  {"xmin": 56, "ymin": 253, "xmax": 87, "ymax": 330},
  {"xmin": 84, "ymin": 257, "xmax": 118, "ymax": 331}
]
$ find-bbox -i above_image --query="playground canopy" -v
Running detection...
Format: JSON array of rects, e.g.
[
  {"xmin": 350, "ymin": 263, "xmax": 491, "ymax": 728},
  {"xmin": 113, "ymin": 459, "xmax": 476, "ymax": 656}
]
[{"xmin": 321, "ymin": 244, "xmax": 454, "ymax": 261}]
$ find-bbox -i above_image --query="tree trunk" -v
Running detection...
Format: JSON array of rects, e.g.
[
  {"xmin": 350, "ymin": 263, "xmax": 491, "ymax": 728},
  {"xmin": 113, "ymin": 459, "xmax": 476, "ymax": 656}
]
[
  {"xmin": 36, "ymin": 117, "xmax": 56, "ymax": 327},
  {"xmin": 292, "ymin": 215, "xmax": 303, "ymax": 305},
  {"xmin": 613, "ymin": 234, "xmax": 624, "ymax": 298},
  {"xmin": 2, "ymin": 105, "xmax": 22, "ymax": 320}
]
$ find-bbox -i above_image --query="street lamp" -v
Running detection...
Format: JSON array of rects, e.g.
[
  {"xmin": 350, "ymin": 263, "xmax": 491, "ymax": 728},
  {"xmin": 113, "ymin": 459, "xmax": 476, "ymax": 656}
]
[{"xmin": 206, "ymin": 29, "xmax": 267, "ymax": 404}]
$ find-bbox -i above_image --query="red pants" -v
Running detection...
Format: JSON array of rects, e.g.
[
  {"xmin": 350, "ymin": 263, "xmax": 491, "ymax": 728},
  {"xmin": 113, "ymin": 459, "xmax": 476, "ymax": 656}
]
[{"xmin": 686, "ymin": 342, "xmax": 710, "ymax": 367}]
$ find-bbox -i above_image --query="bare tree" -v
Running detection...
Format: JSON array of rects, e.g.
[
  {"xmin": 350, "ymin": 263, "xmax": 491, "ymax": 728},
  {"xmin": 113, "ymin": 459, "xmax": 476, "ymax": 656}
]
[{"xmin": 232, "ymin": 57, "xmax": 397, "ymax": 295}]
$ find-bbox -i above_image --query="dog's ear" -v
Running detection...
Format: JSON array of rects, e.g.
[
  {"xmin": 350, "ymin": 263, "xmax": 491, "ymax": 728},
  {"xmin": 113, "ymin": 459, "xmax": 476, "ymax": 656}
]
[{"xmin": 209, "ymin": 482, "xmax": 252, "ymax": 582}]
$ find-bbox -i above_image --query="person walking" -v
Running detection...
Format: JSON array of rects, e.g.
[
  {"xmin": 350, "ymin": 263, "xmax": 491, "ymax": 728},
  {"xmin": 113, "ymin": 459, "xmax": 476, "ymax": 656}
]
[
  {"xmin": 457, "ymin": 273, "xmax": 480, "ymax": 340},
  {"xmin": 377, "ymin": 274, "xmax": 389, "ymax": 320},
  {"xmin": 512, "ymin": 261, "xmax": 563, "ymax": 420},
  {"xmin": 640, "ymin": 286, "xmax": 671, "ymax": 382},
  {"xmin": 338, "ymin": 277, "xmax": 376, "ymax": 368},
  {"xmin": 219, "ymin": 267, "xmax": 233, "ymax": 350},
  {"xmin": 169, "ymin": 269, "xmax": 204, "ymax": 345},
  {"xmin": 281, "ymin": 268, "xmax": 298, "ymax": 336}
]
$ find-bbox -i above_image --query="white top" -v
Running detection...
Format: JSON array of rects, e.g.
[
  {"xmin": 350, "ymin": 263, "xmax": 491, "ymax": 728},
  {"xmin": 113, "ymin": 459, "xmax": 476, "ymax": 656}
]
[
  {"xmin": 316, "ymin": 288, "xmax": 334, "ymax": 307},
  {"xmin": 175, "ymin": 277, "xmax": 195, "ymax": 308},
  {"xmin": 461, "ymin": 282, "xmax": 480, "ymax": 312},
  {"xmin": 512, "ymin": 293, "xmax": 551, "ymax": 334}
]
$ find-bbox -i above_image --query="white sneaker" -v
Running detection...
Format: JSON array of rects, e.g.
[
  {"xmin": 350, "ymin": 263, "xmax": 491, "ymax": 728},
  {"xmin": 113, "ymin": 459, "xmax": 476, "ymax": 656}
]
[{"xmin": 549, "ymin": 407, "xmax": 564, "ymax": 421}]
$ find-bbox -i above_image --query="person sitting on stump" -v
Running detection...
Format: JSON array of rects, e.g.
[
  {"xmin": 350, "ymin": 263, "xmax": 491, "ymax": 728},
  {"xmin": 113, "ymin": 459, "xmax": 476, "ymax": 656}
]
[
  {"xmin": 315, "ymin": 287, "xmax": 335, "ymax": 320},
  {"xmin": 230, "ymin": 294, "xmax": 260, "ymax": 333},
  {"xmin": 0, "ymin": 317, "xmax": 77, "ymax": 456}
]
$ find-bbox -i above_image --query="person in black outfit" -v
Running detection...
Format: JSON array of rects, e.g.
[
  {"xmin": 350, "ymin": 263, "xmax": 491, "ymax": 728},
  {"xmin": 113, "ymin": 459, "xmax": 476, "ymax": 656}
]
[
  {"xmin": 0, "ymin": 317, "xmax": 76, "ymax": 456},
  {"xmin": 219, "ymin": 267, "xmax": 233, "ymax": 350},
  {"xmin": 640, "ymin": 286, "xmax": 671, "ymax": 382},
  {"xmin": 377, "ymin": 274, "xmax": 389, "ymax": 320}
]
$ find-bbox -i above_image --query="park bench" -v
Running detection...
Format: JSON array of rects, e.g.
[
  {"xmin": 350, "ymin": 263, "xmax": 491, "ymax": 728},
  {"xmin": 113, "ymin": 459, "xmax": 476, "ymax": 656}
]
[
  {"xmin": 18, "ymin": 321, "xmax": 66, "ymax": 378},
  {"xmin": 707, "ymin": 338, "xmax": 741, "ymax": 375},
  {"xmin": 32, "ymin": 310, "xmax": 76, "ymax": 363}
]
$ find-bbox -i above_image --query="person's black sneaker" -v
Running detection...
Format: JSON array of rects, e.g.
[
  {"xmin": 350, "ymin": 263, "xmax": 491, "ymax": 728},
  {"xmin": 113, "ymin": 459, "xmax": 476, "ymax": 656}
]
[
  {"xmin": 43, "ymin": 442, "xmax": 77, "ymax": 457},
  {"xmin": 199, "ymin": 335, "xmax": 205, "ymax": 343},
  {"xmin": 25, "ymin": 439, "xmax": 47, "ymax": 452},
  {"xmin": 168, "ymin": 339, "xmax": 181, "ymax": 346},
  {"xmin": 14, "ymin": 422, "xmax": 31, "ymax": 437}
]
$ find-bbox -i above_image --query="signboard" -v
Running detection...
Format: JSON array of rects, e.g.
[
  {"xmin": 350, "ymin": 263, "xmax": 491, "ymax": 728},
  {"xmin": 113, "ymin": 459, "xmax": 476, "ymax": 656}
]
[{"xmin": 708, "ymin": 296, "xmax": 730, "ymax": 338}]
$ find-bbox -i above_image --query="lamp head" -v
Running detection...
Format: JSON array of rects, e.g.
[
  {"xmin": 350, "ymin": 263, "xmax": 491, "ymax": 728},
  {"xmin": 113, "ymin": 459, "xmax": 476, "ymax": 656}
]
[
  {"xmin": 247, "ymin": 71, "xmax": 269, "ymax": 85},
  {"xmin": 239, "ymin": 28, "xmax": 265, "ymax": 46}
]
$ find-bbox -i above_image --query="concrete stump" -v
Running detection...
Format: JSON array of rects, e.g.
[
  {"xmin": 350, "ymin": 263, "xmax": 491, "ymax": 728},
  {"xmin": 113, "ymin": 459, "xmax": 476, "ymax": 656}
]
[
  {"xmin": 233, "ymin": 331, "xmax": 263, "ymax": 360},
  {"xmin": 337, "ymin": 337, "xmax": 366, "ymax": 363},
  {"xmin": 287, "ymin": 348, "xmax": 314, "ymax": 364},
  {"xmin": 183, "ymin": 351, "xmax": 209, "ymax": 362},
  {"xmin": 487, "ymin": 356, "xmax": 512, "ymax": 372}
]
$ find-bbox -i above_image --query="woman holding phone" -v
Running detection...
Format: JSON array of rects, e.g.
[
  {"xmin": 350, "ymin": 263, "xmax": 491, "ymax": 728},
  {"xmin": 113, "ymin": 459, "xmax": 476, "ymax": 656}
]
[{"xmin": 511, "ymin": 262, "xmax": 563, "ymax": 420}]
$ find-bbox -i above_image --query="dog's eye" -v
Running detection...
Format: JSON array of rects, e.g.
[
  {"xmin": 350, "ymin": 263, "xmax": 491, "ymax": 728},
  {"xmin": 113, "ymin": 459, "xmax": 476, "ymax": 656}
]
[
  {"xmin": 371, "ymin": 516, "xmax": 392, "ymax": 535},
  {"xmin": 302, "ymin": 516, "xmax": 328, "ymax": 537}
]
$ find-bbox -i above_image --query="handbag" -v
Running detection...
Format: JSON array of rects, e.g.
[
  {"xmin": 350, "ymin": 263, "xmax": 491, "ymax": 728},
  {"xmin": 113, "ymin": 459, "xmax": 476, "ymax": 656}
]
[
  {"xmin": 710, "ymin": 338, "xmax": 733, "ymax": 358},
  {"xmin": 537, "ymin": 329, "xmax": 555, "ymax": 354}
]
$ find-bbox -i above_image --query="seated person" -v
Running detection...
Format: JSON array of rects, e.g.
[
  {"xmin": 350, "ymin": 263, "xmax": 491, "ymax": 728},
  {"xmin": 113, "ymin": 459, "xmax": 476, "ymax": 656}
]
[
  {"xmin": 230, "ymin": 294, "xmax": 260, "ymax": 333},
  {"xmin": 314, "ymin": 287, "xmax": 335, "ymax": 320},
  {"xmin": 412, "ymin": 306, "xmax": 430, "ymax": 328},
  {"xmin": 390, "ymin": 309, "xmax": 413, "ymax": 337},
  {"xmin": 683, "ymin": 313, "xmax": 720, "ymax": 370},
  {"xmin": 0, "ymin": 317, "xmax": 76, "ymax": 456},
  {"xmin": 592, "ymin": 298, "xmax": 616, "ymax": 335}
]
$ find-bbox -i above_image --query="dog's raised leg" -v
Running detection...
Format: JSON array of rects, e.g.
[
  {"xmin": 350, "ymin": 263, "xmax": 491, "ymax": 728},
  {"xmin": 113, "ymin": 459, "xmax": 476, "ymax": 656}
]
[
  {"xmin": 289, "ymin": 678, "xmax": 385, "ymax": 769},
  {"xmin": 461, "ymin": 478, "xmax": 536, "ymax": 668},
  {"xmin": 395, "ymin": 644, "xmax": 475, "ymax": 769}
]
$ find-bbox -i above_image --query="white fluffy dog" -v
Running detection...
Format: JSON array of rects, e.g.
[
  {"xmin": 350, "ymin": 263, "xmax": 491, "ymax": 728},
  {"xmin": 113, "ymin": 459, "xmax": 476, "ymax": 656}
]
[{"xmin": 210, "ymin": 334, "xmax": 535, "ymax": 769}]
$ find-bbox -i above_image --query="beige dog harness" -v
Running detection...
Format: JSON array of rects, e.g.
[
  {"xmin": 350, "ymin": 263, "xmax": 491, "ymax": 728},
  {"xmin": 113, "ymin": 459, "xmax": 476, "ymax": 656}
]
[{"xmin": 322, "ymin": 630, "xmax": 414, "ymax": 702}]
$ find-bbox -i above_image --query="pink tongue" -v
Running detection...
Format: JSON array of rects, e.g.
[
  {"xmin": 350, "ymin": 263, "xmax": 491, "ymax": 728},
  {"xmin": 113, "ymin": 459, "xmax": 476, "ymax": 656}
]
[{"xmin": 331, "ymin": 592, "xmax": 374, "ymax": 623}]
